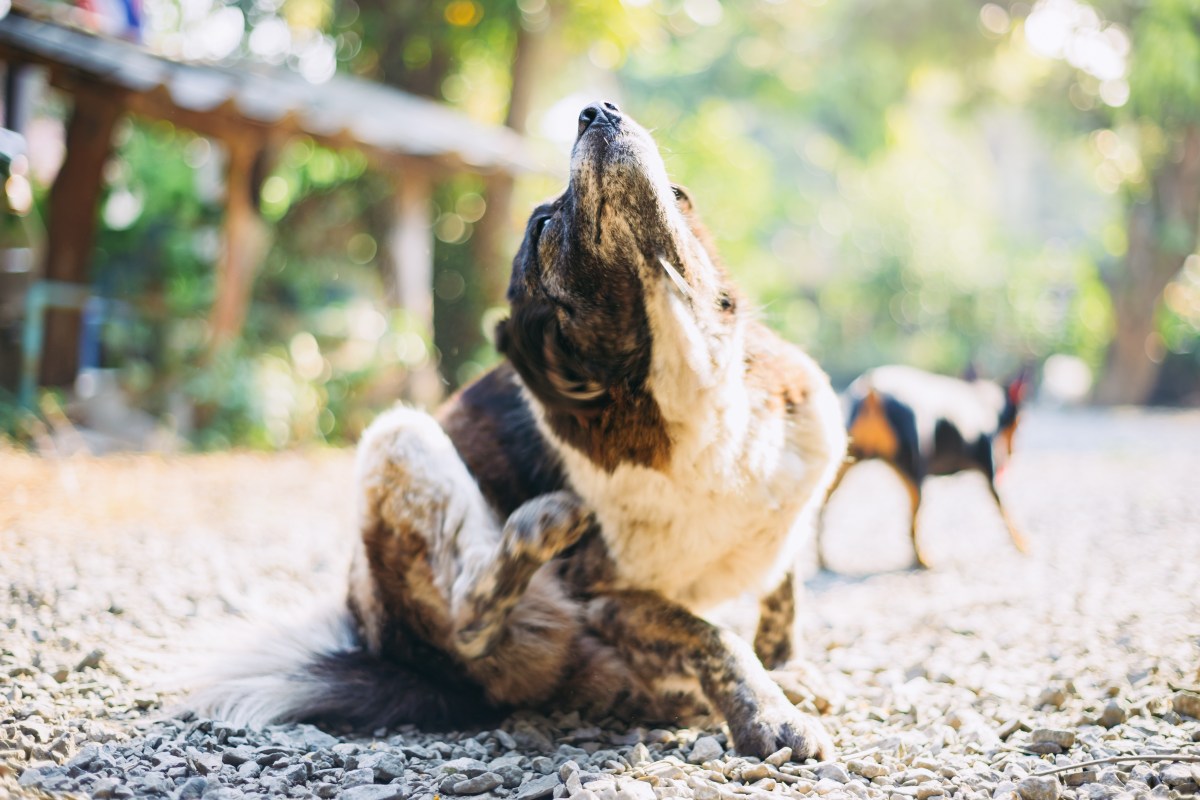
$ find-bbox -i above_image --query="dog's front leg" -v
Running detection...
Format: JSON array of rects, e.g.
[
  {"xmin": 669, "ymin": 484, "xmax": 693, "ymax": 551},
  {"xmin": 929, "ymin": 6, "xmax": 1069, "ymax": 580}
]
[
  {"xmin": 451, "ymin": 491, "xmax": 593, "ymax": 659},
  {"xmin": 587, "ymin": 590, "xmax": 834, "ymax": 761}
]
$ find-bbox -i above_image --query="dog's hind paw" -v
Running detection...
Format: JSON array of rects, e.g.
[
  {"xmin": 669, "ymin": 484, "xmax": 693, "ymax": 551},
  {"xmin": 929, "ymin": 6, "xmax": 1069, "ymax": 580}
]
[{"xmin": 729, "ymin": 701, "xmax": 835, "ymax": 762}]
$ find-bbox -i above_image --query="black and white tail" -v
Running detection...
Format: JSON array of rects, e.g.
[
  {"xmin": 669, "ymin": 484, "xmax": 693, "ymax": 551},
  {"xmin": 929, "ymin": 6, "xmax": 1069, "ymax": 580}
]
[{"xmin": 181, "ymin": 601, "xmax": 500, "ymax": 732}]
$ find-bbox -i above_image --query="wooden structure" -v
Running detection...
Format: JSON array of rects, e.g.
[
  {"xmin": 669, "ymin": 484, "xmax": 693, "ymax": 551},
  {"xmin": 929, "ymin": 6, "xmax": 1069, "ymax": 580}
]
[{"xmin": 0, "ymin": 9, "xmax": 545, "ymax": 388}]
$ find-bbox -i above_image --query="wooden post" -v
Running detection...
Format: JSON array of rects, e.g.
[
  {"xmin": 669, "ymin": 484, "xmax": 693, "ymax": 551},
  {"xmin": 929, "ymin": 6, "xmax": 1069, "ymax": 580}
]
[
  {"xmin": 4, "ymin": 63, "xmax": 34, "ymax": 134},
  {"xmin": 208, "ymin": 137, "xmax": 269, "ymax": 348},
  {"xmin": 385, "ymin": 168, "xmax": 440, "ymax": 406},
  {"xmin": 39, "ymin": 85, "xmax": 124, "ymax": 386},
  {"xmin": 388, "ymin": 169, "xmax": 434, "ymax": 332}
]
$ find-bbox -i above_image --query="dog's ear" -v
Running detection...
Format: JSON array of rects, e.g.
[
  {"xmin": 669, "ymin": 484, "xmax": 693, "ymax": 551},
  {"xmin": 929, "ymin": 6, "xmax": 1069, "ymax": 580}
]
[
  {"xmin": 1006, "ymin": 364, "xmax": 1034, "ymax": 408},
  {"xmin": 495, "ymin": 308, "xmax": 608, "ymax": 416}
]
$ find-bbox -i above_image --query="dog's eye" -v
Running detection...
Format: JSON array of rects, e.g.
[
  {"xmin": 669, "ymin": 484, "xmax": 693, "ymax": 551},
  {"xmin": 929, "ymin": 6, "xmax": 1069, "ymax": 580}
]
[
  {"xmin": 534, "ymin": 216, "xmax": 551, "ymax": 239},
  {"xmin": 671, "ymin": 186, "xmax": 685, "ymax": 200}
]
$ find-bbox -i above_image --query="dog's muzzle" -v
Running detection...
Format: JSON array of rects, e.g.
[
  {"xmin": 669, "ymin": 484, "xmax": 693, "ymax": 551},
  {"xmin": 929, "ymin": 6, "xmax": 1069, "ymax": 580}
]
[{"xmin": 577, "ymin": 101, "xmax": 622, "ymax": 140}]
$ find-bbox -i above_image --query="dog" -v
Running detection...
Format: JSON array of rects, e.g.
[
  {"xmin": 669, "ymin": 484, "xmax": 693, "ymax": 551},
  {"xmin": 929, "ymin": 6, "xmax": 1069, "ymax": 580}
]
[
  {"xmin": 819, "ymin": 365, "xmax": 1031, "ymax": 569},
  {"xmin": 187, "ymin": 101, "xmax": 847, "ymax": 761}
]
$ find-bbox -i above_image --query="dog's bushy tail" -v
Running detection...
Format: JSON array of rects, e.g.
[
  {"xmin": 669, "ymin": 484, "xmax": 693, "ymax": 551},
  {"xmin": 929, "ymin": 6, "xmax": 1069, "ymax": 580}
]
[{"xmin": 181, "ymin": 601, "xmax": 499, "ymax": 731}]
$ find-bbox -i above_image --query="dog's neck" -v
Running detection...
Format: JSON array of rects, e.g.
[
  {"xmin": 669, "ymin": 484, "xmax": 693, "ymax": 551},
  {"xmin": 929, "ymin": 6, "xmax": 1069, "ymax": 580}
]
[{"xmin": 528, "ymin": 257, "xmax": 745, "ymax": 475}]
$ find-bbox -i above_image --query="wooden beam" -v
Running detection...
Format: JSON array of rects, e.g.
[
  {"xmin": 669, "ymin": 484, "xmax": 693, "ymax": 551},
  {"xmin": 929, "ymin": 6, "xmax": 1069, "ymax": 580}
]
[
  {"xmin": 208, "ymin": 136, "xmax": 270, "ymax": 348},
  {"xmin": 39, "ymin": 83, "xmax": 124, "ymax": 386}
]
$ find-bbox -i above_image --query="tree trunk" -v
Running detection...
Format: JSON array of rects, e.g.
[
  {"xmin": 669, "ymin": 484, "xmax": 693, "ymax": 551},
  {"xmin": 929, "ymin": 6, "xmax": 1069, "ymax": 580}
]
[
  {"xmin": 1095, "ymin": 124, "xmax": 1200, "ymax": 405},
  {"xmin": 472, "ymin": 20, "xmax": 549, "ymax": 306}
]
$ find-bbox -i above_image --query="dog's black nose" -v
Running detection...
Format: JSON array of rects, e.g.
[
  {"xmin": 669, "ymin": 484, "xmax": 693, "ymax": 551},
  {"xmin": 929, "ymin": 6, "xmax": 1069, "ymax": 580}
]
[{"xmin": 578, "ymin": 102, "xmax": 622, "ymax": 137}]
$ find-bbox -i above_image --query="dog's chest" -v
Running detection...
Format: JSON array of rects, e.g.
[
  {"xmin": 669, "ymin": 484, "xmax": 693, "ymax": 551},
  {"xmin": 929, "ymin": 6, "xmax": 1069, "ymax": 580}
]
[{"xmin": 557, "ymin": 412, "xmax": 815, "ymax": 610}]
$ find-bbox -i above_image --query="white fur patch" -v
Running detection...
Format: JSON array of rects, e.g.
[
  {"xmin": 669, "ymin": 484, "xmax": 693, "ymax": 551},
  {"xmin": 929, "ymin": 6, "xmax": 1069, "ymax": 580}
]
[
  {"xmin": 537, "ymin": 271, "xmax": 846, "ymax": 611},
  {"xmin": 170, "ymin": 599, "xmax": 355, "ymax": 728}
]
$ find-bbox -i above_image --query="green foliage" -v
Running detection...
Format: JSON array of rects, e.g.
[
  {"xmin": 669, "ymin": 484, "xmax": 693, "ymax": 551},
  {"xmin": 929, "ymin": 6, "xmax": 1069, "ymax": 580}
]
[
  {"xmin": 81, "ymin": 120, "xmax": 433, "ymax": 449},
  {"xmin": 18, "ymin": 0, "xmax": 1200, "ymax": 451},
  {"xmin": 1126, "ymin": 0, "xmax": 1200, "ymax": 129}
]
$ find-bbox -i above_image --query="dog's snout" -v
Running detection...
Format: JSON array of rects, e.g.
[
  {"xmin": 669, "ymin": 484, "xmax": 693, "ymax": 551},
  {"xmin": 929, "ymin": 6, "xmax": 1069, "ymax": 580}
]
[{"xmin": 578, "ymin": 102, "xmax": 622, "ymax": 137}]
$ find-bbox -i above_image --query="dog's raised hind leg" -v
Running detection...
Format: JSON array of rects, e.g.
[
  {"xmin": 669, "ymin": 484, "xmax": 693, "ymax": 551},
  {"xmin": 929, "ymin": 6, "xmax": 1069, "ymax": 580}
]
[{"xmin": 452, "ymin": 491, "xmax": 593, "ymax": 659}]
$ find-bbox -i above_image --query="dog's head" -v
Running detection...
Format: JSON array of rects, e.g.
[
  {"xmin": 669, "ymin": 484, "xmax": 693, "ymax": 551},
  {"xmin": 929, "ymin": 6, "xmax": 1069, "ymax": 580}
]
[{"xmin": 496, "ymin": 102, "xmax": 737, "ymax": 416}]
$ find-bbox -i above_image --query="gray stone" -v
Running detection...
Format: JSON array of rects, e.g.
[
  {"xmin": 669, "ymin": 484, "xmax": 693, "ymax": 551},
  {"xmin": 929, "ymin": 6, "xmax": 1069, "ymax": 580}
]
[
  {"xmin": 515, "ymin": 773, "xmax": 560, "ymax": 800},
  {"xmin": 1031, "ymin": 729, "xmax": 1076, "ymax": 749},
  {"xmin": 19, "ymin": 765, "xmax": 68, "ymax": 788},
  {"xmin": 558, "ymin": 759, "xmax": 581, "ymax": 782},
  {"xmin": 442, "ymin": 757, "xmax": 490, "ymax": 778},
  {"xmin": 339, "ymin": 786, "xmax": 408, "ymax": 800},
  {"xmin": 175, "ymin": 776, "xmax": 209, "ymax": 799},
  {"xmin": 1173, "ymin": 692, "xmax": 1200, "ymax": 719},
  {"xmin": 342, "ymin": 767, "xmax": 376, "ymax": 787},
  {"xmin": 203, "ymin": 789, "xmax": 247, "ymax": 800},
  {"xmin": 1160, "ymin": 763, "xmax": 1195, "ymax": 786},
  {"xmin": 275, "ymin": 762, "xmax": 309, "ymax": 785},
  {"xmin": 817, "ymin": 763, "xmax": 853, "ymax": 783},
  {"xmin": 450, "ymin": 772, "xmax": 503, "ymax": 795},
  {"xmin": 359, "ymin": 752, "xmax": 407, "ymax": 782},
  {"xmin": 139, "ymin": 772, "xmax": 176, "ymax": 795},
  {"xmin": 222, "ymin": 748, "xmax": 255, "ymax": 766},
  {"xmin": 1065, "ymin": 769, "xmax": 1099, "ymax": 787},
  {"xmin": 496, "ymin": 763, "xmax": 526, "ymax": 788},
  {"xmin": 686, "ymin": 736, "xmax": 722, "ymax": 765},
  {"xmin": 1099, "ymin": 701, "xmax": 1127, "ymax": 729},
  {"xmin": 1017, "ymin": 775, "xmax": 1062, "ymax": 800}
]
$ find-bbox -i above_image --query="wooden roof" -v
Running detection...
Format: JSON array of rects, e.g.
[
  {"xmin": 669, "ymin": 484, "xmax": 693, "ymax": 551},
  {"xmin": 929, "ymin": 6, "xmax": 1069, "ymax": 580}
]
[{"xmin": 0, "ymin": 10, "xmax": 547, "ymax": 175}]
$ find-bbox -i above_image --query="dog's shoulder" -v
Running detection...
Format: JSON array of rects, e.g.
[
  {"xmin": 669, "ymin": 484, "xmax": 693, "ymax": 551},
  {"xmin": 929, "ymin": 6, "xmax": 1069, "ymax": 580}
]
[{"xmin": 436, "ymin": 363, "xmax": 568, "ymax": 518}]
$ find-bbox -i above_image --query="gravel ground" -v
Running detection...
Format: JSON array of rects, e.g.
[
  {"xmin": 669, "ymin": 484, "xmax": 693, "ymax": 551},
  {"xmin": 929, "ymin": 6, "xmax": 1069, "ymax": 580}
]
[{"xmin": 2, "ymin": 408, "xmax": 1199, "ymax": 800}]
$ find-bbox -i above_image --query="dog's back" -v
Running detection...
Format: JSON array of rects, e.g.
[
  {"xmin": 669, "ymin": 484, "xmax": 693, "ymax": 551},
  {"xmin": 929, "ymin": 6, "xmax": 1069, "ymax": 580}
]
[{"xmin": 846, "ymin": 365, "xmax": 1015, "ymax": 482}]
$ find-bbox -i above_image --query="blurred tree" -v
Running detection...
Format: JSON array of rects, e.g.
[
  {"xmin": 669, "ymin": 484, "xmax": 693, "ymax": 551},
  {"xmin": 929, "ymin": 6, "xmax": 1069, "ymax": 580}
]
[
  {"xmin": 1003, "ymin": 0, "xmax": 1200, "ymax": 400},
  {"xmin": 1091, "ymin": 0, "xmax": 1200, "ymax": 403},
  {"xmin": 329, "ymin": 0, "xmax": 554, "ymax": 383}
]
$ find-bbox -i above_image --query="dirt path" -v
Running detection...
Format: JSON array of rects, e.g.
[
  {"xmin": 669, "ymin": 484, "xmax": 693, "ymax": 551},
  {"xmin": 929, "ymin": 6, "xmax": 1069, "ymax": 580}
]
[{"xmin": 2, "ymin": 409, "xmax": 1198, "ymax": 799}]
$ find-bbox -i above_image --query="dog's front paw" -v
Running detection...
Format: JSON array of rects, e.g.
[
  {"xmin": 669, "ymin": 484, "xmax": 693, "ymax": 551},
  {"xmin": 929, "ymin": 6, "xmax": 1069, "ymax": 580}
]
[{"xmin": 729, "ymin": 700, "xmax": 834, "ymax": 762}]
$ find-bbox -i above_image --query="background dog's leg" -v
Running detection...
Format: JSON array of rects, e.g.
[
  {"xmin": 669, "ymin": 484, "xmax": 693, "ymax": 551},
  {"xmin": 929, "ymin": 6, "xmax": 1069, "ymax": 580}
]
[
  {"xmin": 988, "ymin": 480, "xmax": 1031, "ymax": 555},
  {"xmin": 753, "ymin": 571, "xmax": 794, "ymax": 669},
  {"xmin": 452, "ymin": 491, "xmax": 592, "ymax": 659},
  {"xmin": 588, "ymin": 590, "xmax": 834, "ymax": 762},
  {"xmin": 816, "ymin": 458, "xmax": 853, "ymax": 570},
  {"xmin": 886, "ymin": 464, "xmax": 927, "ymax": 569}
]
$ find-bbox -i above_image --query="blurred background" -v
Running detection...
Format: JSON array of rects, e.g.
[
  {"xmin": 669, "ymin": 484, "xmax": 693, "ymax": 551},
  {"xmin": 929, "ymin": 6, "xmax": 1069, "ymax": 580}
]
[{"xmin": 1, "ymin": 0, "xmax": 1198, "ymax": 452}]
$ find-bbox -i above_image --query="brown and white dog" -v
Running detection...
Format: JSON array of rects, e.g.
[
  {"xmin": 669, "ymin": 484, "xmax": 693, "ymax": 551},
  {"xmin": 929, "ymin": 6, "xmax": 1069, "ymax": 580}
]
[{"xmin": 188, "ymin": 102, "xmax": 847, "ymax": 761}]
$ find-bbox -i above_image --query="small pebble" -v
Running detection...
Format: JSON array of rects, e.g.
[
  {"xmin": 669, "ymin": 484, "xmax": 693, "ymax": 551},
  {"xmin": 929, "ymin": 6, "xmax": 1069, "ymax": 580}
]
[
  {"xmin": 1017, "ymin": 775, "xmax": 1061, "ymax": 800},
  {"xmin": 688, "ymin": 736, "xmax": 724, "ymax": 764}
]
